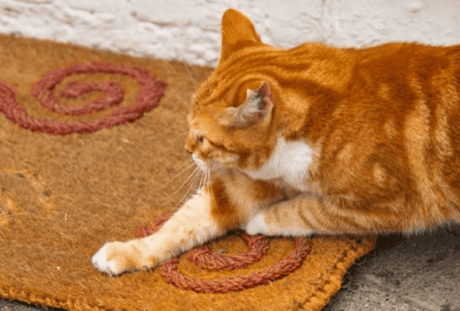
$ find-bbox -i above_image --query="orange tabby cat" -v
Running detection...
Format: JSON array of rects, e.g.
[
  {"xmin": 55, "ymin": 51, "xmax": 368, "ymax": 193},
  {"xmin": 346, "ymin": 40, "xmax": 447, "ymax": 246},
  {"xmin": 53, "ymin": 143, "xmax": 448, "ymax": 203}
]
[{"xmin": 92, "ymin": 8, "xmax": 460, "ymax": 275}]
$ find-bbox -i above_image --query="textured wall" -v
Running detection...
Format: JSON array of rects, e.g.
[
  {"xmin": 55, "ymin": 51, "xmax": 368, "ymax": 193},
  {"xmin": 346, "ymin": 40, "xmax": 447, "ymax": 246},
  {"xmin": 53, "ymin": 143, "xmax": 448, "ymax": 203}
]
[{"xmin": 1, "ymin": 0, "xmax": 459, "ymax": 66}]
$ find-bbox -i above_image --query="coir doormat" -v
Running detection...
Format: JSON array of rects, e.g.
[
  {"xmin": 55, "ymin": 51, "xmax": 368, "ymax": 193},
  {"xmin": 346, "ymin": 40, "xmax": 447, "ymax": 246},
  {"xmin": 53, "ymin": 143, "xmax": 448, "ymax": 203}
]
[{"xmin": 0, "ymin": 34, "xmax": 375, "ymax": 311}]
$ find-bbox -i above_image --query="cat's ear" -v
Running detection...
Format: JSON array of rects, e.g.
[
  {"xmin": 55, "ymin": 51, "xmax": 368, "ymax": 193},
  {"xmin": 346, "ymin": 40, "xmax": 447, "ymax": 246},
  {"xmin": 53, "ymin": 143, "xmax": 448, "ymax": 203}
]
[
  {"xmin": 219, "ymin": 9, "xmax": 262, "ymax": 64},
  {"xmin": 221, "ymin": 81, "xmax": 274, "ymax": 128}
]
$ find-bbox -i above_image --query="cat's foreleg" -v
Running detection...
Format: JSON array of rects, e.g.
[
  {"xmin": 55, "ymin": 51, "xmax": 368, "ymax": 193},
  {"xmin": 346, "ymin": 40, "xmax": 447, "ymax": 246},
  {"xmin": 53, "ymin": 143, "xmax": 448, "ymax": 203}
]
[
  {"xmin": 92, "ymin": 187, "xmax": 231, "ymax": 276},
  {"xmin": 243, "ymin": 193, "xmax": 318, "ymax": 236},
  {"xmin": 243, "ymin": 192, "xmax": 397, "ymax": 236}
]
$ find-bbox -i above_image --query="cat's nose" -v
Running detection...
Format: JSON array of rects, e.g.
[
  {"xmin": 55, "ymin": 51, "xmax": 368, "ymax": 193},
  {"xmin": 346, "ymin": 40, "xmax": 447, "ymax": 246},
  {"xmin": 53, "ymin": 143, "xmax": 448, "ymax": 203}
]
[{"xmin": 184, "ymin": 145, "xmax": 193, "ymax": 154}]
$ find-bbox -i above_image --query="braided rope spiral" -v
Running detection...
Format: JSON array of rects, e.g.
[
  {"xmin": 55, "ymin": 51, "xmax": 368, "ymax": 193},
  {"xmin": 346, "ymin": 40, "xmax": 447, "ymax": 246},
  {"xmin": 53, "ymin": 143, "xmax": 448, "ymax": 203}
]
[
  {"xmin": 137, "ymin": 213, "xmax": 312, "ymax": 293},
  {"xmin": 0, "ymin": 62, "xmax": 167, "ymax": 135}
]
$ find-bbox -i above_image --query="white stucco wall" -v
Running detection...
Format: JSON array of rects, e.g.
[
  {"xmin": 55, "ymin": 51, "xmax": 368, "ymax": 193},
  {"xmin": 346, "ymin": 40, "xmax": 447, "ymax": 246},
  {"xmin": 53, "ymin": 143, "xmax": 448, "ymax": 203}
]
[{"xmin": 0, "ymin": 0, "xmax": 459, "ymax": 66}]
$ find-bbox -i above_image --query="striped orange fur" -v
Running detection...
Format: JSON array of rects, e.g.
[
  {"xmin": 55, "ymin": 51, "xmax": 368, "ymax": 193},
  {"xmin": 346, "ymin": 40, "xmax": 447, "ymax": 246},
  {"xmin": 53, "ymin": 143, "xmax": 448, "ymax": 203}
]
[{"xmin": 93, "ymin": 8, "xmax": 460, "ymax": 275}]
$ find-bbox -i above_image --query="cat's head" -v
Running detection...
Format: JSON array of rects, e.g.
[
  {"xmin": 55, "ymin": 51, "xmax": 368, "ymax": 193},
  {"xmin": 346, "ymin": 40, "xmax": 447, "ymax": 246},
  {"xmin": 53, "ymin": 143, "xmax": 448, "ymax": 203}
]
[{"xmin": 185, "ymin": 9, "xmax": 280, "ymax": 173}]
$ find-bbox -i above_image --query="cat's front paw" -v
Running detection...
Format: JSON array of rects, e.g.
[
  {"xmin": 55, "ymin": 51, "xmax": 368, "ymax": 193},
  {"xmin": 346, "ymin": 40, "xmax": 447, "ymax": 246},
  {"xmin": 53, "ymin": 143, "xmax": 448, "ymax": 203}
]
[
  {"xmin": 244, "ymin": 213, "xmax": 268, "ymax": 235},
  {"xmin": 92, "ymin": 241, "xmax": 155, "ymax": 276},
  {"xmin": 92, "ymin": 243, "xmax": 120, "ymax": 275}
]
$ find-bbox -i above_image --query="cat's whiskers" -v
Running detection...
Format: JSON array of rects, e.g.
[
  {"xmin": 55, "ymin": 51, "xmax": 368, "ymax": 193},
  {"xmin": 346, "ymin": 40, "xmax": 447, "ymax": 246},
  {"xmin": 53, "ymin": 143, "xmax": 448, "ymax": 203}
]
[
  {"xmin": 172, "ymin": 166, "xmax": 200, "ymax": 197},
  {"xmin": 181, "ymin": 59, "xmax": 198, "ymax": 92},
  {"xmin": 199, "ymin": 169, "xmax": 209, "ymax": 190},
  {"xmin": 170, "ymin": 93, "xmax": 191, "ymax": 118},
  {"xmin": 161, "ymin": 160, "xmax": 196, "ymax": 191},
  {"xmin": 198, "ymin": 169, "xmax": 204, "ymax": 189},
  {"xmin": 174, "ymin": 167, "xmax": 202, "ymax": 209},
  {"xmin": 177, "ymin": 159, "xmax": 196, "ymax": 171},
  {"xmin": 204, "ymin": 169, "xmax": 211, "ymax": 190}
]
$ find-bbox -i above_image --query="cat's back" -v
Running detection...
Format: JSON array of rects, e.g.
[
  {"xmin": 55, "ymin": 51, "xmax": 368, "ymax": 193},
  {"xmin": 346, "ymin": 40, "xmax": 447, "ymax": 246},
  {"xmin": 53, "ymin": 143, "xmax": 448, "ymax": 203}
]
[
  {"xmin": 301, "ymin": 42, "xmax": 460, "ymax": 213},
  {"xmin": 354, "ymin": 42, "xmax": 460, "ymax": 81}
]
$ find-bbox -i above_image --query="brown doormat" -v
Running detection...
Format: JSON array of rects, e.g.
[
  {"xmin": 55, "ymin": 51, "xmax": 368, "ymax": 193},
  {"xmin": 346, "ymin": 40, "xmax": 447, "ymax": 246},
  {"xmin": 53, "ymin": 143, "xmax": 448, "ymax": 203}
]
[{"xmin": 0, "ymin": 34, "xmax": 375, "ymax": 311}]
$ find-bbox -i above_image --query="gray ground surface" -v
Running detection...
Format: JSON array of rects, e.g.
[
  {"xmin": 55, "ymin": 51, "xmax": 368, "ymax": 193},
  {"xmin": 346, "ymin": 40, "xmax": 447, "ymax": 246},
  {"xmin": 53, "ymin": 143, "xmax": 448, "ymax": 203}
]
[{"xmin": 2, "ymin": 224, "xmax": 459, "ymax": 311}]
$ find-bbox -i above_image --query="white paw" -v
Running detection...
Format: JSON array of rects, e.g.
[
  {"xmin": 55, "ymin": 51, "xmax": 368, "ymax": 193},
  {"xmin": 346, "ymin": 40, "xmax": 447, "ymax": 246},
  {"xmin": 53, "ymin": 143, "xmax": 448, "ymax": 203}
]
[
  {"xmin": 244, "ymin": 213, "xmax": 267, "ymax": 235},
  {"xmin": 92, "ymin": 242, "xmax": 123, "ymax": 276}
]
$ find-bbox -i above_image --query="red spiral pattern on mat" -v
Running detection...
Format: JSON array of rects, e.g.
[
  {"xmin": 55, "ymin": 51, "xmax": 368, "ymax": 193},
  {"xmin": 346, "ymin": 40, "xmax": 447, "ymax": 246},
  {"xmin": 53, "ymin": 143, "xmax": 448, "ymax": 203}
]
[
  {"xmin": 187, "ymin": 234, "xmax": 270, "ymax": 271},
  {"xmin": 0, "ymin": 62, "xmax": 167, "ymax": 136},
  {"xmin": 136, "ymin": 213, "xmax": 312, "ymax": 294}
]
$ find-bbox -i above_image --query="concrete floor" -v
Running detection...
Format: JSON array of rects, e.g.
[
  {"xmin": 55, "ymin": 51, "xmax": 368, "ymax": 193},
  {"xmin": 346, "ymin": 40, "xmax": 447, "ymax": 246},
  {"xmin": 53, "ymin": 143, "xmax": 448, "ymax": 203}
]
[
  {"xmin": 1, "ymin": 224, "xmax": 459, "ymax": 311},
  {"xmin": 323, "ymin": 225, "xmax": 460, "ymax": 311}
]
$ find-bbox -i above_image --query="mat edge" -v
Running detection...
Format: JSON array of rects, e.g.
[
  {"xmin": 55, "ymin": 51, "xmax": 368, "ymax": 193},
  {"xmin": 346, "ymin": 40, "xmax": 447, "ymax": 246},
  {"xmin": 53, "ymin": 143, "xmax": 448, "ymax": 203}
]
[
  {"xmin": 0, "ymin": 236, "xmax": 376, "ymax": 311},
  {"xmin": 300, "ymin": 236, "xmax": 377, "ymax": 311}
]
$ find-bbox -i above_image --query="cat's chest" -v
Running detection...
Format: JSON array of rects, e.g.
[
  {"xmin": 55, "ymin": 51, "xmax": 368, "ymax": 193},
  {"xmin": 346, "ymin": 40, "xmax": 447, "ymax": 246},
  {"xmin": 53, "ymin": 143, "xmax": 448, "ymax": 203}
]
[{"xmin": 241, "ymin": 136, "xmax": 314, "ymax": 191}]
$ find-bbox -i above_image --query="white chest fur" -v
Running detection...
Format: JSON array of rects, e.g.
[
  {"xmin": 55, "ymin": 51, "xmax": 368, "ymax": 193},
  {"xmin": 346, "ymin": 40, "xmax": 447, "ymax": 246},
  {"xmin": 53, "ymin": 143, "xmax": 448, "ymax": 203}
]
[{"xmin": 241, "ymin": 136, "xmax": 313, "ymax": 191}]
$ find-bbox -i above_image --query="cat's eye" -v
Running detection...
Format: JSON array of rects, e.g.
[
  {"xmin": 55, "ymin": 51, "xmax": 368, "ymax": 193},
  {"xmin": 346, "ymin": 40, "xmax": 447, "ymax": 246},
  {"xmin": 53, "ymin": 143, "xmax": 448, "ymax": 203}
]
[{"xmin": 197, "ymin": 136, "xmax": 204, "ymax": 143}]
